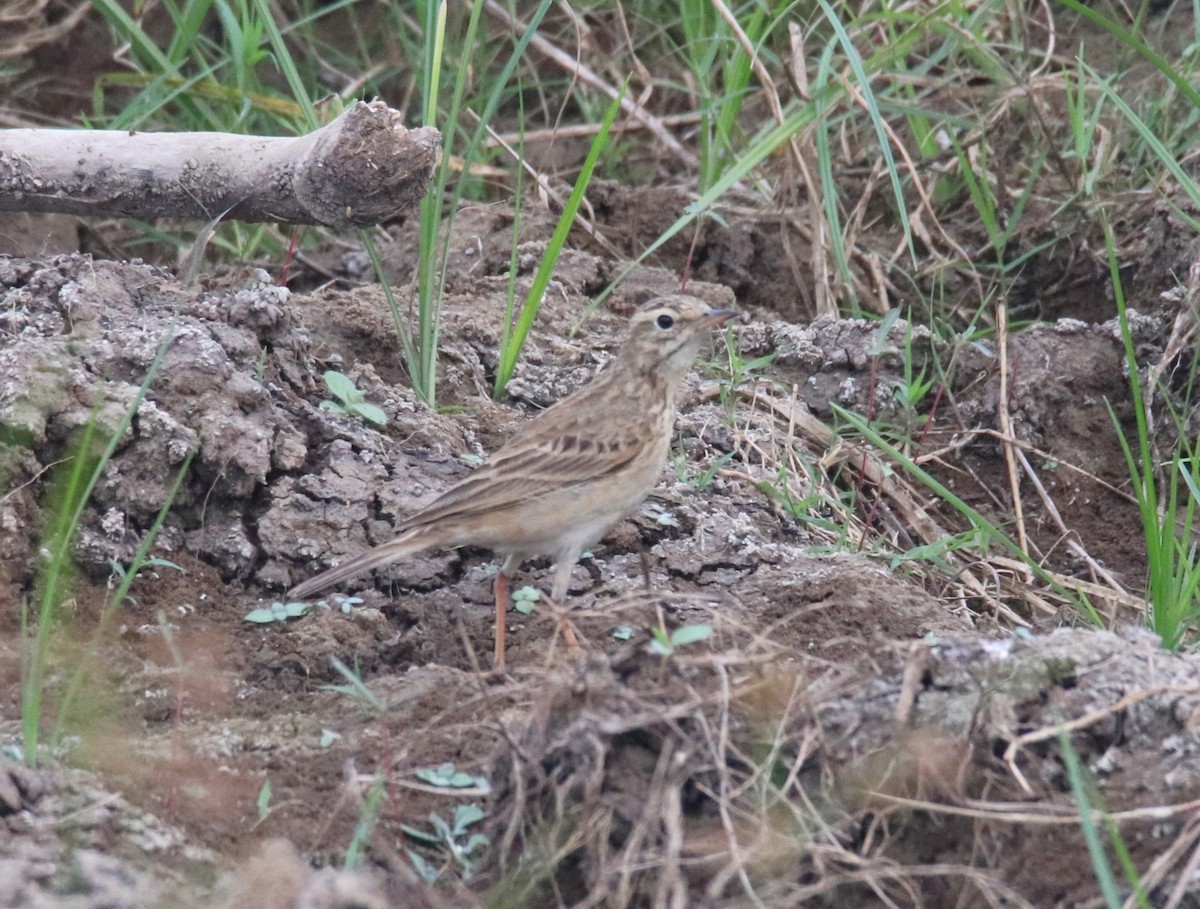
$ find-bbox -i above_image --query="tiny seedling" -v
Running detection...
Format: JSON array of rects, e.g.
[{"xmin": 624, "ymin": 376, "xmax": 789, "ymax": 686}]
[
  {"xmin": 612, "ymin": 625, "xmax": 634, "ymax": 641},
  {"xmin": 416, "ymin": 762, "xmax": 490, "ymax": 791},
  {"xmin": 689, "ymin": 452, "xmax": 735, "ymax": 492},
  {"xmin": 716, "ymin": 331, "xmax": 778, "ymax": 420},
  {"xmin": 644, "ymin": 500, "xmax": 681, "ymax": 528},
  {"xmin": 648, "ymin": 623, "xmax": 713, "ymax": 657},
  {"xmin": 319, "ymin": 729, "xmax": 342, "ymax": 748},
  {"xmin": 244, "ymin": 601, "xmax": 310, "ymax": 623},
  {"xmin": 106, "ymin": 556, "xmax": 185, "ymax": 606},
  {"xmin": 325, "ymin": 594, "xmax": 364, "ymax": 615},
  {"xmin": 256, "ymin": 780, "xmax": 272, "ymax": 821},
  {"xmin": 402, "ymin": 803, "xmax": 489, "ymax": 882},
  {"xmin": 319, "ymin": 370, "xmax": 387, "ymax": 427},
  {"xmin": 510, "ymin": 586, "xmax": 540, "ymax": 615},
  {"xmin": 248, "ymin": 594, "xmax": 363, "ymax": 623},
  {"xmin": 893, "ymin": 360, "xmax": 935, "ymax": 413},
  {"xmin": 255, "ymin": 344, "xmax": 268, "ymax": 382},
  {"xmin": 408, "ymin": 849, "xmax": 438, "ymax": 884},
  {"xmin": 321, "ymin": 656, "xmax": 383, "ymax": 713},
  {"xmin": 344, "ymin": 774, "xmax": 387, "ymax": 872},
  {"xmin": 754, "ymin": 467, "xmax": 823, "ymax": 523}
]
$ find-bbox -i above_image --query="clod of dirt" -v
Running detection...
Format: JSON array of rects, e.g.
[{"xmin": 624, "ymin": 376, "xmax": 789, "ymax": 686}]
[
  {"xmin": 0, "ymin": 756, "xmax": 187, "ymax": 908},
  {"xmin": 0, "ymin": 255, "xmax": 315, "ymax": 596}
]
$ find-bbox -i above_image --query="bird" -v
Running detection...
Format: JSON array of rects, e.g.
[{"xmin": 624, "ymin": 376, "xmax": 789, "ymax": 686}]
[{"xmin": 289, "ymin": 294, "xmax": 738, "ymax": 670}]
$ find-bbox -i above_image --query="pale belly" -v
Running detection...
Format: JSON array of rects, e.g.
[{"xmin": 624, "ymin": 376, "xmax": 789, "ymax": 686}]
[{"xmin": 466, "ymin": 474, "xmax": 653, "ymax": 560}]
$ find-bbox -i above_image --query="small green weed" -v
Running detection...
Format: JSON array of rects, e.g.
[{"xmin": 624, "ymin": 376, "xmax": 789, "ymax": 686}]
[
  {"xmin": 403, "ymin": 803, "xmax": 489, "ymax": 883},
  {"xmin": 648, "ymin": 623, "xmax": 713, "ymax": 657},
  {"xmin": 511, "ymin": 586, "xmax": 540, "ymax": 615},
  {"xmin": 754, "ymin": 467, "xmax": 824, "ymax": 525},
  {"xmin": 344, "ymin": 774, "xmax": 387, "ymax": 871},
  {"xmin": 716, "ymin": 332, "xmax": 777, "ymax": 421},
  {"xmin": 319, "ymin": 729, "xmax": 341, "ymax": 748},
  {"xmin": 321, "ymin": 656, "xmax": 383, "ymax": 713},
  {"xmin": 674, "ymin": 451, "xmax": 735, "ymax": 492},
  {"xmin": 256, "ymin": 780, "xmax": 272, "ymax": 821},
  {"xmin": 416, "ymin": 762, "xmax": 489, "ymax": 791},
  {"xmin": 1101, "ymin": 212, "xmax": 1200, "ymax": 650},
  {"xmin": 245, "ymin": 594, "xmax": 364, "ymax": 623},
  {"xmin": 319, "ymin": 371, "xmax": 386, "ymax": 427},
  {"xmin": 244, "ymin": 600, "xmax": 310, "ymax": 623}
]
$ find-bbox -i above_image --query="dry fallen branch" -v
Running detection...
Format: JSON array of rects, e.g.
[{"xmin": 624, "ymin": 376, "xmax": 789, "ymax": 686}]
[{"xmin": 0, "ymin": 100, "xmax": 440, "ymax": 227}]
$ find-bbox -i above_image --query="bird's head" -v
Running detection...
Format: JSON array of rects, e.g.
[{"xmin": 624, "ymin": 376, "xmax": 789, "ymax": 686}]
[{"xmin": 620, "ymin": 294, "xmax": 740, "ymax": 380}]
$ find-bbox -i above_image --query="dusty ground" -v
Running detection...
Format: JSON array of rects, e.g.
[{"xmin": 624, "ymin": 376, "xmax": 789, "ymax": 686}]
[
  {"xmin": 6, "ymin": 6, "xmax": 1200, "ymax": 906},
  {"xmin": 2, "ymin": 189, "xmax": 1199, "ymax": 908}
]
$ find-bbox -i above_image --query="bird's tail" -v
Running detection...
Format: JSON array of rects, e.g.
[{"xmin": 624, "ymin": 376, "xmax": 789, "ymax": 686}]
[{"xmin": 288, "ymin": 531, "xmax": 428, "ymax": 600}]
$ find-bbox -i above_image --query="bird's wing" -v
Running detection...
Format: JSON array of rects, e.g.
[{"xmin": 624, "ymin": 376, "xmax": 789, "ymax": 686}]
[{"xmin": 399, "ymin": 428, "xmax": 644, "ymax": 532}]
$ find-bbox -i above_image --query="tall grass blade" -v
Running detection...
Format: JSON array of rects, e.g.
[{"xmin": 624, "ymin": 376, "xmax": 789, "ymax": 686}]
[
  {"xmin": 251, "ymin": 0, "xmax": 317, "ymax": 128},
  {"xmin": 492, "ymin": 81, "xmax": 627, "ymax": 398},
  {"xmin": 50, "ymin": 446, "xmax": 196, "ymax": 747},
  {"xmin": 1083, "ymin": 63, "xmax": 1200, "ymax": 210},
  {"xmin": 1055, "ymin": 0, "xmax": 1200, "ymax": 111},
  {"xmin": 598, "ymin": 99, "xmax": 820, "ymax": 309},
  {"xmin": 817, "ymin": 0, "xmax": 915, "ymax": 264},
  {"xmin": 833, "ymin": 404, "xmax": 1100, "ymax": 624},
  {"xmin": 1097, "ymin": 211, "xmax": 1200, "ymax": 648},
  {"xmin": 1059, "ymin": 728, "xmax": 1125, "ymax": 909},
  {"xmin": 412, "ymin": 0, "xmax": 551, "ymax": 404},
  {"xmin": 22, "ymin": 416, "xmax": 100, "ymax": 765},
  {"xmin": 20, "ymin": 314, "xmax": 181, "ymax": 763}
]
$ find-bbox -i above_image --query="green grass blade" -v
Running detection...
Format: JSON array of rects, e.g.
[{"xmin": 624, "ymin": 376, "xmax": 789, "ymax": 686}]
[
  {"xmin": 50, "ymin": 445, "xmax": 197, "ymax": 747},
  {"xmin": 493, "ymin": 80, "xmax": 628, "ymax": 397},
  {"xmin": 817, "ymin": 0, "xmax": 915, "ymax": 265},
  {"xmin": 1083, "ymin": 62, "xmax": 1200, "ymax": 211},
  {"xmin": 251, "ymin": 0, "xmax": 317, "ymax": 129},
  {"xmin": 1055, "ymin": 0, "xmax": 1200, "ymax": 111},
  {"xmin": 90, "ymin": 0, "xmax": 174, "ymax": 72},
  {"xmin": 21, "ymin": 313, "xmax": 181, "ymax": 764},
  {"xmin": 833, "ymin": 404, "xmax": 1100, "ymax": 624},
  {"xmin": 22, "ymin": 415, "xmax": 100, "ymax": 764},
  {"xmin": 1059, "ymin": 728, "xmax": 1124, "ymax": 909},
  {"xmin": 598, "ymin": 99, "xmax": 820, "ymax": 309},
  {"xmin": 413, "ymin": 0, "xmax": 552, "ymax": 404},
  {"xmin": 813, "ymin": 43, "xmax": 853, "ymax": 299}
]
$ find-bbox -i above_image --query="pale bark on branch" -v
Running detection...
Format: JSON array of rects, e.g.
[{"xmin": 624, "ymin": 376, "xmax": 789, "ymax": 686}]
[{"xmin": 0, "ymin": 100, "xmax": 440, "ymax": 228}]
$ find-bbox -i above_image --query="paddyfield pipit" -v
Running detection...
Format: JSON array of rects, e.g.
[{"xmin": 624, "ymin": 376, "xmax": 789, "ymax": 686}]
[{"xmin": 290, "ymin": 294, "xmax": 737, "ymax": 669}]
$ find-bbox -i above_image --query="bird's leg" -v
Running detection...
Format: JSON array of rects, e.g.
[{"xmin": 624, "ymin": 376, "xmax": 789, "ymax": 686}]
[
  {"xmin": 550, "ymin": 552, "xmax": 583, "ymax": 659},
  {"xmin": 493, "ymin": 553, "xmax": 522, "ymax": 673},
  {"xmin": 492, "ymin": 570, "xmax": 508, "ymax": 672}
]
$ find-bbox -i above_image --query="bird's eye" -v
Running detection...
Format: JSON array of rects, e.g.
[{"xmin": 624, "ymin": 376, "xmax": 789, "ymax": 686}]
[{"xmin": 655, "ymin": 313, "xmax": 675, "ymax": 330}]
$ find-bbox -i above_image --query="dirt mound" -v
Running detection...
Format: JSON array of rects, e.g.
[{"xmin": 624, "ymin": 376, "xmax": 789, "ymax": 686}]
[
  {"xmin": 487, "ymin": 626, "xmax": 1200, "ymax": 907},
  {"xmin": 0, "ymin": 240, "xmax": 1190, "ymax": 908}
]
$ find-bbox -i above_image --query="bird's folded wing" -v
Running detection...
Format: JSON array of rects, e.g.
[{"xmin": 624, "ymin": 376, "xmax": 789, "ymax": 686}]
[{"xmin": 400, "ymin": 432, "xmax": 641, "ymax": 531}]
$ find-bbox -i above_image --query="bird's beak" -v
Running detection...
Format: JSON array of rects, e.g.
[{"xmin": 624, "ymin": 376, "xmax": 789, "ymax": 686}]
[{"xmin": 702, "ymin": 307, "xmax": 740, "ymax": 327}]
